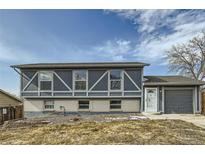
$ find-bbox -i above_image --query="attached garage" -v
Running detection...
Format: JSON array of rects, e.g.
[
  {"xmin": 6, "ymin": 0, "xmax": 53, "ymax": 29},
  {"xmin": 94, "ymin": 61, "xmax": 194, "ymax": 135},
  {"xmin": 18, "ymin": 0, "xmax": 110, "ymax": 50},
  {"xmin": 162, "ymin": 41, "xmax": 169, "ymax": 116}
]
[
  {"xmin": 144, "ymin": 76, "xmax": 205, "ymax": 114},
  {"xmin": 164, "ymin": 89, "xmax": 193, "ymax": 114}
]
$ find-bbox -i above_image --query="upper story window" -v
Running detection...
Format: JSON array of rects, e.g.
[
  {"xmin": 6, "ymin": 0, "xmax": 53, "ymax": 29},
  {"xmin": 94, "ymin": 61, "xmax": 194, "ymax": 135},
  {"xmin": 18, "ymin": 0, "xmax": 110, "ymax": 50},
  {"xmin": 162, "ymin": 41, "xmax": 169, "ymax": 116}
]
[
  {"xmin": 74, "ymin": 70, "xmax": 87, "ymax": 90},
  {"xmin": 110, "ymin": 70, "xmax": 122, "ymax": 90},
  {"xmin": 39, "ymin": 71, "xmax": 53, "ymax": 91}
]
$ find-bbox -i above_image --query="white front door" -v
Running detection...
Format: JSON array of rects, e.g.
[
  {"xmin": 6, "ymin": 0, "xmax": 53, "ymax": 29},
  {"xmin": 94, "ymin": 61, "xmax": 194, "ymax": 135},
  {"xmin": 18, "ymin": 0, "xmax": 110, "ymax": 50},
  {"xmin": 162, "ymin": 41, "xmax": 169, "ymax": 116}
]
[{"xmin": 145, "ymin": 88, "xmax": 158, "ymax": 112}]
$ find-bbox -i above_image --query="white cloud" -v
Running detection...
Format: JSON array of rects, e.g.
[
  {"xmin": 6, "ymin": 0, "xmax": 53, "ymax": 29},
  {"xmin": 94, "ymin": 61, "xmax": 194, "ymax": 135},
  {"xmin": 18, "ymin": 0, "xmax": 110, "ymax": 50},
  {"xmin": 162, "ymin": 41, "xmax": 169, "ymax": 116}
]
[
  {"xmin": 0, "ymin": 42, "xmax": 39, "ymax": 63},
  {"xmin": 108, "ymin": 10, "xmax": 205, "ymax": 64},
  {"xmin": 0, "ymin": 43, "xmax": 17, "ymax": 61},
  {"xmin": 92, "ymin": 39, "xmax": 133, "ymax": 61},
  {"xmin": 110, "ymin": 9, "xmax": 175, "ymax": 33}
]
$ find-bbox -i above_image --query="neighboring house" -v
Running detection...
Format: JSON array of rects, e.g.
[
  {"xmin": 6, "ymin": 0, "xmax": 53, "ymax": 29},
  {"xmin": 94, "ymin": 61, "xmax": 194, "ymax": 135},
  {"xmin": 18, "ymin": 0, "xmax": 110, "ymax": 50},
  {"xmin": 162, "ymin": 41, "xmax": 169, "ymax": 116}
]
[
  {"xmin": 11, "ymin": 62, "xmax": 205, "ymax": 115},
  {"xmin": 0, "ymin": 89, "xmax": 23, "ymax": 107},
  {"xmin": 0, "ymin": 89, "xmax": 23, "ymax": 123}
]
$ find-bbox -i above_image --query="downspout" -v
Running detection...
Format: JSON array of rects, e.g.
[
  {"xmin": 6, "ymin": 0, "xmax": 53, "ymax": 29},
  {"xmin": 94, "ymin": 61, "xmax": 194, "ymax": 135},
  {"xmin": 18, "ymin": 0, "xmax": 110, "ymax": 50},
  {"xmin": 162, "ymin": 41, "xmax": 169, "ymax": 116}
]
[
  {"xmin": 11, "ymin": 67, "xmax": 30, "ymax": 81},
  {"xmin": 141, "ymin": 67, "xmax": 144, "ymax": 112},
  {"xmin": 11, "ymin": 66, "xmax": 30, "ymax": 99}
]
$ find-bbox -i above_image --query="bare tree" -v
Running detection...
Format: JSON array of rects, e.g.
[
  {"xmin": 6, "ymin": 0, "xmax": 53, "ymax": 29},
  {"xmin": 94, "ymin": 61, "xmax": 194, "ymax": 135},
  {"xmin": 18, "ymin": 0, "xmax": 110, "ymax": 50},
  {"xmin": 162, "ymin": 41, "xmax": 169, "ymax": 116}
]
[{"xmin": 166, "ymin": 32, "xmax": 205, "ymax": 81}]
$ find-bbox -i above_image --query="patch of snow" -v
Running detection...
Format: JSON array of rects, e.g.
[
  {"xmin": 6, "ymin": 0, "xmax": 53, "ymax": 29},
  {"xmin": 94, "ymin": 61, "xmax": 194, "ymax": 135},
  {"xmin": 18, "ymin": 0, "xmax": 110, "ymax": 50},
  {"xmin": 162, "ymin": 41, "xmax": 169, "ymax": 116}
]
[{"xmin": 129, "ymin": 116, "xmax": 148, "ymax": 120}]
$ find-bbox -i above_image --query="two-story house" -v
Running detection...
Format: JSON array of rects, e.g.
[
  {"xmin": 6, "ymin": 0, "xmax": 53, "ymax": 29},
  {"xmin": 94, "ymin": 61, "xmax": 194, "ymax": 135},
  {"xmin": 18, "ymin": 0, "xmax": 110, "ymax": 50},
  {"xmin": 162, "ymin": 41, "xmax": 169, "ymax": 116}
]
[{"xmin": 11, "ymin": 62, "xmax": 205, "ymax": 115}]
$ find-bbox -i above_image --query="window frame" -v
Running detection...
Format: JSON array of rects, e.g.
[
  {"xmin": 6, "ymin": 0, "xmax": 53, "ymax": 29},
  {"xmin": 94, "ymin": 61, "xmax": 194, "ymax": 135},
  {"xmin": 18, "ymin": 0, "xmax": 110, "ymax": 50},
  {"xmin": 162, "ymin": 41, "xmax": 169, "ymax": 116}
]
[
  {"xmin": 44, "ymin": 100, "xmax": 55, "ymax": 111},
  {"xmin": 73, "ymin": 70, "xmax": 88, "ymax": 91},
  {"xmin": 110, "ymin": 100, "xmax": 122, "ymax": 110},
  {"xmin": 39, "ymin": 71, "xmax": 53, "ymax": 92},
  {"xmin": 109, "ymin": 70, "xmax": 122, "ymax": 91},
  {"xmin": 78, "ymin": 100, "xmax": 90, "ymax": 110}
]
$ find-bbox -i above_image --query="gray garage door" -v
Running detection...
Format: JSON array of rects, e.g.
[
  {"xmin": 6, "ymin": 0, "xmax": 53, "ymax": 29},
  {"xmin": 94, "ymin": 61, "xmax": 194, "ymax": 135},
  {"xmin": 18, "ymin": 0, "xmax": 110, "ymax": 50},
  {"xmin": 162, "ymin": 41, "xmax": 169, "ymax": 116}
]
[{"xmin": 165, "ymin": 89, "xmax": 193, "ymax": 114}]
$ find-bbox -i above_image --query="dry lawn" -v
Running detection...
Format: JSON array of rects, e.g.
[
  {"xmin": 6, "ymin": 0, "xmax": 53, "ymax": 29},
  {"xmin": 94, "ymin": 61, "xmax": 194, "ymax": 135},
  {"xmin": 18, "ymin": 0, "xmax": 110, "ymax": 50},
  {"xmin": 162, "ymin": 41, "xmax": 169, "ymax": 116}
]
[{"xmin": 1, "ymin": 119, "xmax": 205, "ymax": 145}]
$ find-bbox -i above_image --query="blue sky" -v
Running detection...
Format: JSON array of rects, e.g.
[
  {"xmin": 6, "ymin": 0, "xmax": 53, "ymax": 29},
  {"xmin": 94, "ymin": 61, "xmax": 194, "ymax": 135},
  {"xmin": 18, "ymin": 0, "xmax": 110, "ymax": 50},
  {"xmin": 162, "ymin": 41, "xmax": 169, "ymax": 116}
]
[{"xmin": 1, "ymin": 9, "xmax": 205, "ymax": 95}]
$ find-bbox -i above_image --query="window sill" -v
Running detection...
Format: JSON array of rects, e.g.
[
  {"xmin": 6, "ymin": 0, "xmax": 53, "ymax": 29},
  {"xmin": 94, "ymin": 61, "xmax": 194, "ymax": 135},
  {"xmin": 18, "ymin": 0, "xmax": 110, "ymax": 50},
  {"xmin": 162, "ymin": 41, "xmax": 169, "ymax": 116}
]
[
  {"xmin": 78, "ymin": 109, "xmax": 90, "ymax": 112},
  {"xmin": 110, "ymin": 109, "xmax": 122, "ymax": 112},
  {"xmin": 110, "ymin": 90, "xmax": 122, "ymax": 92},
  {"xmin": 44, "ymin": 109, "xmax": 55, "ymax": 112}
]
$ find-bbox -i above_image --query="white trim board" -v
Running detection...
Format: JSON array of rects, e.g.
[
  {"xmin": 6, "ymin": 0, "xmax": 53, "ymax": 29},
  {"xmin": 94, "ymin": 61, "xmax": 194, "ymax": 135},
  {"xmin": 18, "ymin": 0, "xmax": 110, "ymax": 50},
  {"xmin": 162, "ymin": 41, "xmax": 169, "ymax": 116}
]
[
  {"xmin": 53, "ymin": 71, "xmax": 72, "ymax": 91},
  {"xmin": 89, "ymin": 71, "xmax": 108, "ymax": 91},
  {"xmin": 144, "ymin": 87, "xmax": 158, "ymax": 113},
  {"xmin": 23, "ymin": 72, "xmax": 38, "ymax": 91},
  {"xmin": 22, "ymin": 95, "xmax": 142, "ymax": 99},
  {"xmin": 124, "ymin": 71, "xmax": 141, "ymax": 91},
  {"xmin": 21, "ymin": 69, "xmax": 144, "ymax": 98}
]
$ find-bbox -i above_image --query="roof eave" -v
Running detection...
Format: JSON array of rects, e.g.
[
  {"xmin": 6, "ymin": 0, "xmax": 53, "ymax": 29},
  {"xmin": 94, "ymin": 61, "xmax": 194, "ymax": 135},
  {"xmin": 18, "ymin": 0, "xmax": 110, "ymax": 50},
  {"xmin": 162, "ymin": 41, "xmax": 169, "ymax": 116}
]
[
  {"xmin": 11, "ymin": 62, "xmax": 150, "ymax": 69},
  {"xmin": 144, "ymin": 82, "xmax": 205, "ymax": 86},
  {"xmin": 0, "ymin": 89, "xmax": 23, "ymax": 103}
]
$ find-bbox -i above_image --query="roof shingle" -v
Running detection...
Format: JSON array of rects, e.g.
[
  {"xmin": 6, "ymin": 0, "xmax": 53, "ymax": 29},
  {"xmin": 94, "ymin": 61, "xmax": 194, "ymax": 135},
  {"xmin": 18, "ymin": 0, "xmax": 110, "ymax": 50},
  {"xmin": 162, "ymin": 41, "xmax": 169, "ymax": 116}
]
[
  {"xmin": 0, "ymin": 89, "xmax": 23, "ymax": 103},
  {"xmin": 144, "ymin": 76, "xmax": 205, "ymax": 86}
]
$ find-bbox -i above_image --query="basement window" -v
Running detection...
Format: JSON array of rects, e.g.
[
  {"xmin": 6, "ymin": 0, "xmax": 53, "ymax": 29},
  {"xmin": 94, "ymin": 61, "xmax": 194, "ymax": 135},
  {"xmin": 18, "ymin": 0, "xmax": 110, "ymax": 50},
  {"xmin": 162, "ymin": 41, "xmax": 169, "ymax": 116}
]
[
  {"xmin": 78, "ymin": 101, "xmax": 89, "ymax": 110},
  {"xmin": 110, "ymin": 100, "xmax": 121, "ymax": 109},
  {"xmin": 44, "ymin": 100, "xmax": 54, "ymax": 110}
]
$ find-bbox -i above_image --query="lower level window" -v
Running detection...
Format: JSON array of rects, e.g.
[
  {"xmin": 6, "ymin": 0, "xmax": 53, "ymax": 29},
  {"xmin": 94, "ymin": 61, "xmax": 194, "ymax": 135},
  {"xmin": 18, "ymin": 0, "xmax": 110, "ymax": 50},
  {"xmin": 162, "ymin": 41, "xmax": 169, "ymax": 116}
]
[
  {"xmin": 110, "ymin": 100, "xmax": 121, "ymax": 109},
  {"xmin": 44, "ymin": 100, "xmax": 54, "ymax": 110},
  {"xmin": 79, "ymin": 101, "xmax": 89, "ymax": 109}
]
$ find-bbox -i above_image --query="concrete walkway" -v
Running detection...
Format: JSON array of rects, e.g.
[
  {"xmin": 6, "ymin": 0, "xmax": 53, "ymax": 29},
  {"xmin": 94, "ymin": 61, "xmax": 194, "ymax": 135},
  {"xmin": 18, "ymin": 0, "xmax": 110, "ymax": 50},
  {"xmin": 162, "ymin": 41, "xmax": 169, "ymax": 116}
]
[{"xmin": 142, "ymin": 113, "xmax": 205, "ymax": 129}]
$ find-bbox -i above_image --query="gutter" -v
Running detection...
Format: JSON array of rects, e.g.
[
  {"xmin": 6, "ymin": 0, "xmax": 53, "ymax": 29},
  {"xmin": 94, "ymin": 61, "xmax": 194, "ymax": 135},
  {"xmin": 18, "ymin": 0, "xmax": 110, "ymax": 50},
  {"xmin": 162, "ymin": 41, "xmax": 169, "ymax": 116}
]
[
  {"xmin": 10, "ymin": 62, "xmax": 150, "ymax": 69},
  {"xmin": 144, "ymin": 82, "xmax": 205, "ymax": 86}
]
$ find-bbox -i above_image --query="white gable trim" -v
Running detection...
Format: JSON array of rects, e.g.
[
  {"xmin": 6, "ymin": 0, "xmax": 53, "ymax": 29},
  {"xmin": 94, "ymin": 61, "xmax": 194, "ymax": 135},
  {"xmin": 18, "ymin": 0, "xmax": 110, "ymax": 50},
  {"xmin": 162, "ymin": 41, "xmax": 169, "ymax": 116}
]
[
  {"xmin": 89, "ymin": 71, "xmax": 108, "ymax": 92},
  {"xmin": 53, "ymin": 71, "xmax": 72, "ymax": 91},
  {"xmin": 21, "ymin": 72, "xmax": 31, "ymax": 81},
  {"xmin": 124, "ymin": 71, "xmax": 141, "ymax": 91},
  {"xmin": 23, "ymin": 72, "xmax": 38, "ymax": 91}
]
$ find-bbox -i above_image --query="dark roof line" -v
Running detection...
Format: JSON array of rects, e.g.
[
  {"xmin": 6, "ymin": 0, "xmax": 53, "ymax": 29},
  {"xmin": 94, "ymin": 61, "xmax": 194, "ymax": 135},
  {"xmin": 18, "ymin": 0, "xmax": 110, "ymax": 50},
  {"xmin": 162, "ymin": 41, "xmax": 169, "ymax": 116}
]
[
  {"xmin": 144, "ymin": 75, "xmax": 205, "ymax": 86},
  {"xmin": 11, "ymin": 61, "xmax": 150, "ymax": 69}
]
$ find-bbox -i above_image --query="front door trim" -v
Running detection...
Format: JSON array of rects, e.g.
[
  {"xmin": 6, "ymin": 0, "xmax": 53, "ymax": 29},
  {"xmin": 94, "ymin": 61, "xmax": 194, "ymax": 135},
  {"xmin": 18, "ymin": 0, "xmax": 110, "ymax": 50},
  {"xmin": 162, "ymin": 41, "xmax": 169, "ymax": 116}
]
[{"xmin": 145, "ymin": 87, "xmax": 158, "ymax": 112}]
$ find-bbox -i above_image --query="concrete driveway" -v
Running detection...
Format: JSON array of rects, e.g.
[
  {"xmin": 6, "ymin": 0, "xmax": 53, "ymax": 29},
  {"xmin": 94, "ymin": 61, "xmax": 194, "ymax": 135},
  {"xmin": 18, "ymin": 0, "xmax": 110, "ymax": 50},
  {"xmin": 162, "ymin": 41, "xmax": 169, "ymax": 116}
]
[{"xmin": 143, "ymin": 113, "xmax": 205, "ymax": 129}]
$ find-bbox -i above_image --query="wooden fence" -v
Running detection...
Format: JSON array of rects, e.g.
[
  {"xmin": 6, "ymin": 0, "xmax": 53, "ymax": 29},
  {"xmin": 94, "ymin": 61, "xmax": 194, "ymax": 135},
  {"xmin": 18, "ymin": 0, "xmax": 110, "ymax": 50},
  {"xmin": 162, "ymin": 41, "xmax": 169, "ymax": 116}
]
[
  {"xmin": 202, "ymin": 92, "xmax": 205, "ymax": 114},
  {"xmin": 0, "ymin": 105, "xmax": 23, "ymax": 125}
]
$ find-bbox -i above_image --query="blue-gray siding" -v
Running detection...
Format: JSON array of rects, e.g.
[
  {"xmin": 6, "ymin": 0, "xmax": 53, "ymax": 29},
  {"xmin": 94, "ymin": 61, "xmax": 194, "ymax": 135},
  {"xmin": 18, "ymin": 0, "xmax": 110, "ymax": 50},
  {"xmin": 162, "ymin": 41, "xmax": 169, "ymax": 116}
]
[
  {"xmin": 88, "ymin": 70, "xmax": 106, "ymax": 89},
  {"xmin": 125, "ymin": 69, "xmax": 142, "ymax": 88},
  {"xmin": 53, "ymin": 74, "xmax": 70, "ymax": 91},
  {"xmin": 158, "ymin": 87, "xmax": 162, "ymax": 112},
  {"xmin": 92, "ymin": 73, "xmax": 108, "ymax": 91},
  {"xmin": 21, "ymin": 68, "xmax": 143, "ymax": 97},
  {"xmin": 21, "ymin": 71, "xmax": 37, "ymax": 91},
  {"xmin": 24, "ymin": 75, "xmax": 38, "ymax": 91},
  {"xmin": 197, "ymin": 86, "xmax": 200, "ymax": 111},
  {"xmin": 124, "ymin": 74, "xmax": 138, "ymax": 91},
  {"xmin": 54, "ymin": 70, "xmax": 72, "ymax": 89}
]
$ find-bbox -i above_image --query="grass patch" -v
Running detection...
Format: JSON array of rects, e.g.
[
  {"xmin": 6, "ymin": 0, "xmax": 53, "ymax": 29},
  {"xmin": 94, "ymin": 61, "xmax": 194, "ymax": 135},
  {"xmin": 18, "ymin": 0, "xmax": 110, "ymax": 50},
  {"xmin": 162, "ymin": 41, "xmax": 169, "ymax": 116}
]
[{"xmin": 0, "ymin": 119, "xmax": 205, "ymax": 144}]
